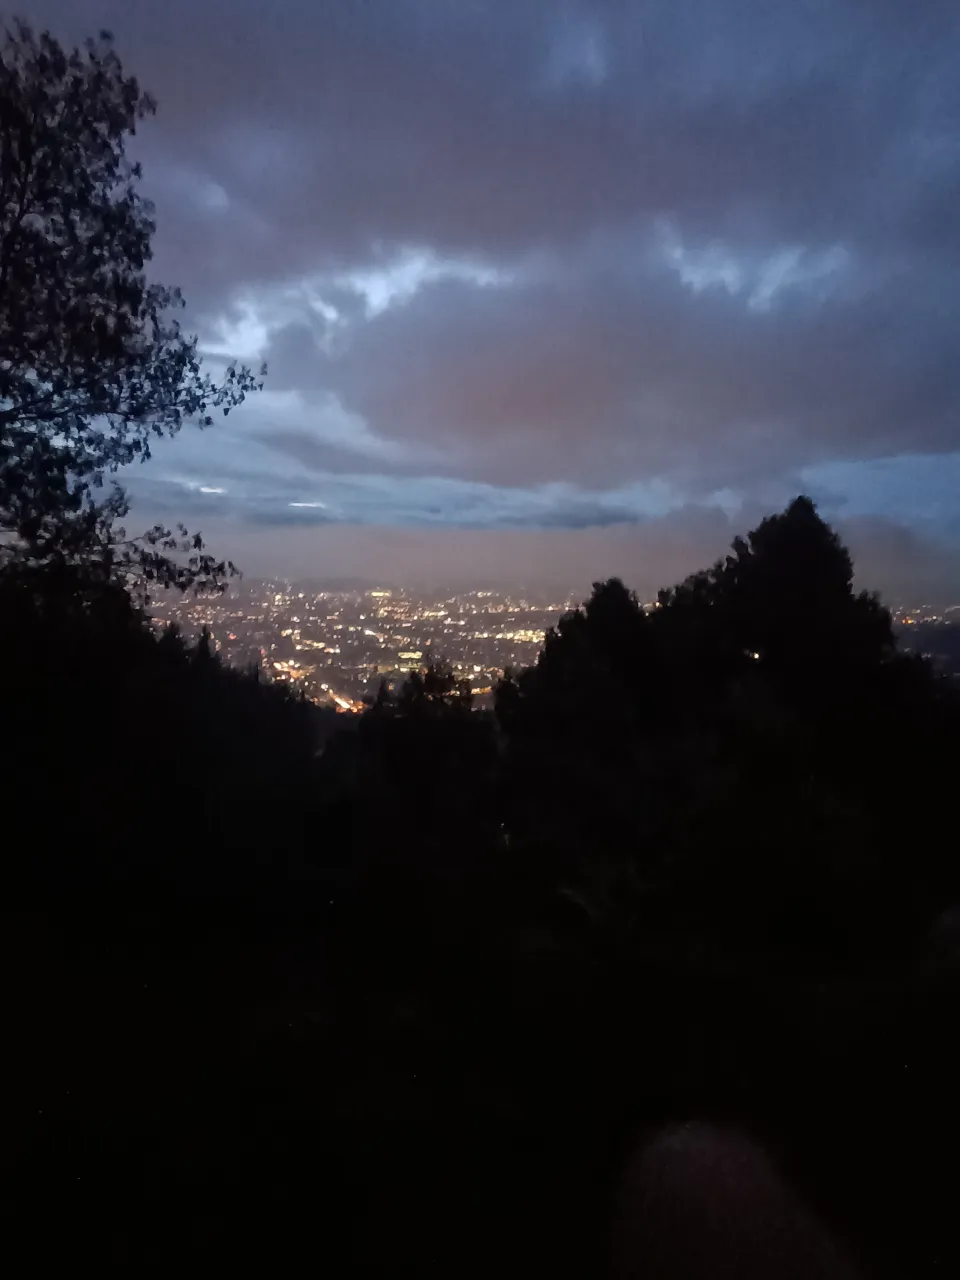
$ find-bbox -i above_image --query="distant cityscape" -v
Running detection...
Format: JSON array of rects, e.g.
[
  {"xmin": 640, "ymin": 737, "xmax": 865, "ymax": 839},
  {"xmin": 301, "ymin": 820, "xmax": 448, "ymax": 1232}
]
[
  {"xmin": 148, "ymin": 580, "xmax": 594, "ymax": 712},
  {"xmin": 148, "ymin": 582, "xmax": 960, "ymax": 714},
  {"xmin": 892, "ymin": 604, "xmax": 960, "ymax": 682}
]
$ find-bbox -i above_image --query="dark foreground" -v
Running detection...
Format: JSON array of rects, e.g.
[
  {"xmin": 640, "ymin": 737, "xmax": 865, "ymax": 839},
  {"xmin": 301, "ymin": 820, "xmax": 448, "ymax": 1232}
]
[
  {"xmin": 4, "ymin": 894, "xmax": 958, "ymax": 1279},
  {"xmin": 5, "ymin": 502, "xmax": 960, "ymax": 1275}
]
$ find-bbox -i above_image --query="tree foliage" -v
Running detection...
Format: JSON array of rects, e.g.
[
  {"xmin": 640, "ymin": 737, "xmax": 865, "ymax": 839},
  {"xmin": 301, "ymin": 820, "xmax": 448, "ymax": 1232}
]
[
  {"xmin": 497, "ymin": 497, "xmax": 956, "ymax": 953},
  {"xmin": 0, "ymin": 20, "xmax": 262, "ymax": 593}
]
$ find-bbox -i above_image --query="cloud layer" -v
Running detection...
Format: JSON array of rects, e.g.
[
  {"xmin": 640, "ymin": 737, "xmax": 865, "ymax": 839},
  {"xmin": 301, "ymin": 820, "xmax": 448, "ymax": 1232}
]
[{"xmin": 29, "ymin": 0, "xmax": 960, "ymax": 597}]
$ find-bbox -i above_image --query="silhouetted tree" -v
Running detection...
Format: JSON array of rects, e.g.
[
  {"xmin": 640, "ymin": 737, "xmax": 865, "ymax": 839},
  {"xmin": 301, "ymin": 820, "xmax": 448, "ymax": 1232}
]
[
  {"xmin": 498, "ymin": 577, "xmax": 656, "ymax": 747},
  {"xmin": 656, "ymin": 496, "xmax": 894, "ymax": 690},
  {"xmin": 0, "ymin": 20, "xmax": 262, "ymax": 595},
  {"xmin": 496, "ymin": 498, "xmax": 960, "ymax": 959},
  {"xmin": 310, "ymin": 661, "xmax": 500, "ymax": 992}
]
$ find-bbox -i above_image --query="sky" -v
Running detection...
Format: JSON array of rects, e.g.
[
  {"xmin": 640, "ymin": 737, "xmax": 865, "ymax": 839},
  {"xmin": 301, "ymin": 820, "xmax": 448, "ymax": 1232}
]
[{"xmin": 31, "ymin": 0, "xmax": 960, "ymax": 598}]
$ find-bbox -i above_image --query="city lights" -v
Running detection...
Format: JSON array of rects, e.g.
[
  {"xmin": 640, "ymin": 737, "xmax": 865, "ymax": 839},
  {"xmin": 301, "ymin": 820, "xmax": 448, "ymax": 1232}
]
[{"xmin": 149, "ymin": 582, "xmax": 579, "ymax": 712}]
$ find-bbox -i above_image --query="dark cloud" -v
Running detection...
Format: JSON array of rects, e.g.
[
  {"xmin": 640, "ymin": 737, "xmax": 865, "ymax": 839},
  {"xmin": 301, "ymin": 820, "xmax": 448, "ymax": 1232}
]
[
  {"xmin": 842, "ymin": 517, "xmax": 960, "ymax": 605},
  {"xmin": 24, "ymin": 0, "xmax": 960, "ymax": 594},
  {"xmin": 125, "ymin": 506, "xmax": 960, "ymax": 609},
  {"xmin": 314, "ymin": 243, "xmax": 960, "ymax": 489},
  {"xmin": 32, "ymin": 1, "xmax": 960, "ymax": 292},
  {"xmin": 124, "ymin": 467, "xmax": 655, "ymax": 534},
  {"xmin": 247, "ymin": 429, "xmax": 417, "ymax": 479}
]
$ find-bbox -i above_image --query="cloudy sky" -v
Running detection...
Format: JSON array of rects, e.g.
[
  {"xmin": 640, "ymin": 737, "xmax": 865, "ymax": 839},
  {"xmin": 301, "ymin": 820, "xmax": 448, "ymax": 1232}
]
[{"xmin": 32, "ymin": 1, "xmax": 960, "ymax": 596}]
